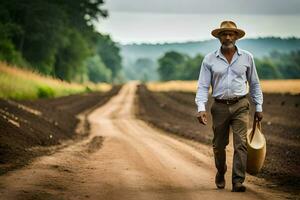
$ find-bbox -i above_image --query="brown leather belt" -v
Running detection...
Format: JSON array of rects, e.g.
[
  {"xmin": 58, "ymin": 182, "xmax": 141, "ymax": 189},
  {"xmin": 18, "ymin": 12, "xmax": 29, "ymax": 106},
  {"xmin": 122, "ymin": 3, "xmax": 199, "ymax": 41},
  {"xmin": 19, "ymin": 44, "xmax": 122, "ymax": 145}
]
[{"xmin": 214, "ymin": 95, "xmax": 247, "ymax": 105}]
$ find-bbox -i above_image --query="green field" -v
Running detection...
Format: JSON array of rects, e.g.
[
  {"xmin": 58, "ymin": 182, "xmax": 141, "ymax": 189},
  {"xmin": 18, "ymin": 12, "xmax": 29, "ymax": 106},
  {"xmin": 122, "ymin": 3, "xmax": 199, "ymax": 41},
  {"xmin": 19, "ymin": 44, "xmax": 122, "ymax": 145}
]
[{"xmin": 0, "ymin": 62, "xmax": 111, "ymax": 100}]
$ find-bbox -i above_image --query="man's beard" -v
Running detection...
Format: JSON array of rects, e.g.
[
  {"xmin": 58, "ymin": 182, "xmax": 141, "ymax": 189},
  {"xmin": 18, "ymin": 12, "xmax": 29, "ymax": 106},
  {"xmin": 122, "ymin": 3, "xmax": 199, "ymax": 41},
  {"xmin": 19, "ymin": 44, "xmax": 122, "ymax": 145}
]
[{"xmin": 221, "ymin": 42, "xmax": 235, "ymax": 49}]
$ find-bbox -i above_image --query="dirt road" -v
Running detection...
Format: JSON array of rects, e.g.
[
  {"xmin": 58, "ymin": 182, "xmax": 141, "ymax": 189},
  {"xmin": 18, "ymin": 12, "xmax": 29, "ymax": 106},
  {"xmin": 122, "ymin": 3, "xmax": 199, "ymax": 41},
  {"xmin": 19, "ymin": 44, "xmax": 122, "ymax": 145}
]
[
  {"xmin": 136, "ymin": 84, "xmax": 300, "ymax": 193},
  {"xmin": 0, "ymin": 82, "xmax": 289, "ymax": 200}
]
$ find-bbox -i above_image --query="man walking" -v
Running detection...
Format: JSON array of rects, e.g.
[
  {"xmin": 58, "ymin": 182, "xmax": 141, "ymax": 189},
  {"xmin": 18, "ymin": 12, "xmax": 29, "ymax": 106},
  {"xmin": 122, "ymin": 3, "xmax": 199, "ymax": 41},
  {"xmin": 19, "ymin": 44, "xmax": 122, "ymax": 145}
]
[{"xmin": 195, "ymin": 21, "xmax": 263, "ymax": 192}]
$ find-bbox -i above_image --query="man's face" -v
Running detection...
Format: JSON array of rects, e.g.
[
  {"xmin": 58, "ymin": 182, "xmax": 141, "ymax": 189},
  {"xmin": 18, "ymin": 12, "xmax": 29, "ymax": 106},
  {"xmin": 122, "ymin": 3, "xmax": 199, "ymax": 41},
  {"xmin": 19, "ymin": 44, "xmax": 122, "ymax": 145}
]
[{"xmin": 218, "ymin": 31, "xmax": 238, "ymax": 49}]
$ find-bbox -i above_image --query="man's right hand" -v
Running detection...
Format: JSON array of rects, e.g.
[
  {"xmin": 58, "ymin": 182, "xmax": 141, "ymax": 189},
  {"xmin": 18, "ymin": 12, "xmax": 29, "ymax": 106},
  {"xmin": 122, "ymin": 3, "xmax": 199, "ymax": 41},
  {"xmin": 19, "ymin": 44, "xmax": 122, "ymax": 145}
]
[{"xmin": 197, "ymin": 111, "xmax": 208, "ymax": 125}]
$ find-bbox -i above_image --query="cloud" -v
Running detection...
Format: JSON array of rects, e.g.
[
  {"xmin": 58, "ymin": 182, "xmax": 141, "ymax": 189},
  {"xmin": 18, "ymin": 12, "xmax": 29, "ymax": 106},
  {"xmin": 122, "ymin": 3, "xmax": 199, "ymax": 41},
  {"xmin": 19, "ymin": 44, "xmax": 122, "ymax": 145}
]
[{"xmin": 104, "ymin": 0, "xmax": 300, "ymax": 14}]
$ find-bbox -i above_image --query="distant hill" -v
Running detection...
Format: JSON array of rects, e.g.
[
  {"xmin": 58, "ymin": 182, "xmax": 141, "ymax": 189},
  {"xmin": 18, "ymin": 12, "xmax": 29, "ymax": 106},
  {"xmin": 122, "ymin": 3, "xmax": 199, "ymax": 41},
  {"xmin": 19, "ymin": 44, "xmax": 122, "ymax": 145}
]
[{"xmin": 119, "ymin": 37, "xmax": 300, "ymax": 80}]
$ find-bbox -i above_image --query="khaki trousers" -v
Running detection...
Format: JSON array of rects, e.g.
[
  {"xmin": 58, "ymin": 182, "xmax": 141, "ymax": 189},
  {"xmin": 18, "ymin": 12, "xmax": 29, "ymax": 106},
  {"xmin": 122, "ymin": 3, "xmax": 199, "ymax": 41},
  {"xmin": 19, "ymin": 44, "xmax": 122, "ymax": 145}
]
[{"xmin": 210, "ymin": 97, "xmax": 250, "ymax": 184}]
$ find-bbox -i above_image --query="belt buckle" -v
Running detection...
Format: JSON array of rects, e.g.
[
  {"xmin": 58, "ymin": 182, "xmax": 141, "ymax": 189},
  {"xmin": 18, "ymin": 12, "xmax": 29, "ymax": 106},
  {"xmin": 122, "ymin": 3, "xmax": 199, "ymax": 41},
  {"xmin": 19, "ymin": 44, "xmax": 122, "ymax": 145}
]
[{"xmin": 226, "ymin": 97, "xmax": 238, "ymax": 104}]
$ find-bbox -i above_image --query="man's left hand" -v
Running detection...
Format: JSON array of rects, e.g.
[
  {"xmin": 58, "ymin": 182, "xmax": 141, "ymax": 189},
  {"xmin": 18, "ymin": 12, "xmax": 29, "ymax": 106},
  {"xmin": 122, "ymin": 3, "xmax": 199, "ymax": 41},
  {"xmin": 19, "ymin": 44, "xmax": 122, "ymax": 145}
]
[{"xmin": 255, "ymin": 112, "xmax": 263, "ymax": 121}]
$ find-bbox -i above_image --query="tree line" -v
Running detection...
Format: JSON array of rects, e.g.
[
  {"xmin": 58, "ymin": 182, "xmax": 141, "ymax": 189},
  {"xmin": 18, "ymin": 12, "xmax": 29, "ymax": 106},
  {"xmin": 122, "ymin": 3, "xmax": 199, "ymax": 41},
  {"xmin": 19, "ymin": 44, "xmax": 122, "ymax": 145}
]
[
  {"xmin": 158, "ymin": 50, "xmax": 300, "ymax": 80},
  {"xmin": 0, "ymin": 0, "xmax": 122, "ymax": 83}
]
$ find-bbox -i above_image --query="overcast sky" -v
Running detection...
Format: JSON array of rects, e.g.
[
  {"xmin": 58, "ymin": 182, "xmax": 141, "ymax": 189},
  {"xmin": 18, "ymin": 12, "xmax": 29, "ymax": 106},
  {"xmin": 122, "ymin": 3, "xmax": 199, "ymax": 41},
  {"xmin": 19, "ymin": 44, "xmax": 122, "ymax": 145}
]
[
  {"xmin": 104, "ymin": 0, "xmax": 300, "ymax": 15},
  {"xmin": 96, "ymin": 0, "xmax": 300, "ymax": 44}
]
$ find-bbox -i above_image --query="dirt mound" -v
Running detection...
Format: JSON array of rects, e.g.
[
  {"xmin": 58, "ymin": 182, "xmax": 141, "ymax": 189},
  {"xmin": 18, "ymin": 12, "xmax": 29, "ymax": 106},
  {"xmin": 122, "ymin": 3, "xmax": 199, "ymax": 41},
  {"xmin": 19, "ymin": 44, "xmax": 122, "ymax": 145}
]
[
  {"xmin": 136, "ymin": 84, "xmax": 300, "ymax": 193},
  {"xmin": 0, "ymin": 86, "xmax": 121, "ymax": 175}
]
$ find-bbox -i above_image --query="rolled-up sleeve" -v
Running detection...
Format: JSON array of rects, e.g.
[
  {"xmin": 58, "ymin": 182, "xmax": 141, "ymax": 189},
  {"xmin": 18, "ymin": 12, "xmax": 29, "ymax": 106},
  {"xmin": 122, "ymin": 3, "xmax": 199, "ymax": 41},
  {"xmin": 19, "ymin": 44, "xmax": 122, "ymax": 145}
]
[
  {"xmin": 247, "ymin": 55, "xmax": 263, "ymax": 112},
  {"xmin": 195, "ymin": 57, "xmax": 211, "ymax": 112}
]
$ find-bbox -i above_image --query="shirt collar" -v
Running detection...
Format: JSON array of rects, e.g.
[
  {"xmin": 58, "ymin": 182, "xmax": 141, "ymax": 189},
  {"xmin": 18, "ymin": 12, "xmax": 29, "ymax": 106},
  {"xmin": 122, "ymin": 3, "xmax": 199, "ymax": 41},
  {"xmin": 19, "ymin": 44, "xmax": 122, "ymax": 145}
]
[{"xmin": 215, "ymin": 46, "xmax": 242, "ymax": 57}]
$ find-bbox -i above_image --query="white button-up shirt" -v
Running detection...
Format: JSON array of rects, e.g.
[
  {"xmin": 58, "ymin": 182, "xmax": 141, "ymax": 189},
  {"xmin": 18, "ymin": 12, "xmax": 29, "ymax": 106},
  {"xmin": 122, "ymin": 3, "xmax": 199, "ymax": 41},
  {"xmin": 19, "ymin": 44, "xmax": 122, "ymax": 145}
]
[{"xmin": 195, "ymin": 46, "xmax": 263, "ymax": 112}]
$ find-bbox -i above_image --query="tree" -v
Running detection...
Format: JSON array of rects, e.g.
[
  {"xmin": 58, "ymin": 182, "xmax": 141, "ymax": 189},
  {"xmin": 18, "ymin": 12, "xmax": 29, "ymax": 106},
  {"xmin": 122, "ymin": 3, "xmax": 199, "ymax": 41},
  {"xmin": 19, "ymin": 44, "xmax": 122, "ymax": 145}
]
[
  {"xmin": 181, "ymin": 54, "xmax": 204, "ymax": 80},
  {"xmin": 157, "ymin": 51, "xmax": 204, "ymax": 81},
  {"xmin": 54, "ymin": 29, "xmax": 90, "ymax": 82},
  {"xmin": 255, "ymin": 58, "xmax": 282, "ymax": 79},
  {"xmin": 86, "ymin": 55, "xmax": 112, "ymax": 83},
  {"xmin": 277, "ymin": 50, "xmax": 300, "ymax": 79},
  {"xmin": 256, "ymin": 50, "xmax": 300, "ymax": 79},
  {"xmin": 0, "ymin": 22, "xmax": 26, "ymax": 66},
  {"xmin": 158, "ymin": 51, "xmax": 187, "ymax": 81},
  {"xmin": 96, "ymin": 34, "xmax": 122, "ymax": 81},
  {"xmin": 0, "ymin": 0, "xmax": 122, "ymax": 83}
]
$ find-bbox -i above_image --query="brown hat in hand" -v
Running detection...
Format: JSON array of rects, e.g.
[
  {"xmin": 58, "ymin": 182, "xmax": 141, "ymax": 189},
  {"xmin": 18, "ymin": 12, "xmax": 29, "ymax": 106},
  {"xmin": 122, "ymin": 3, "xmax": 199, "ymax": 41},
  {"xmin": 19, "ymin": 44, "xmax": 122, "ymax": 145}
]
[{"xmin": 211, "ymin": 21, "xmax": 245, "ymax": 39}]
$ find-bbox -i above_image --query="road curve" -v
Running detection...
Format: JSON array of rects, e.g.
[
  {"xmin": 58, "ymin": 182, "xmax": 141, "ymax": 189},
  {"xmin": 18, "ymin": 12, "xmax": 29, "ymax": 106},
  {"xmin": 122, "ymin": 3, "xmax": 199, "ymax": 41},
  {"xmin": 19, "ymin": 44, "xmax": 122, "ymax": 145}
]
[{"xmin": 0, "ymin": 82, "xmax": 287, "ymax": 200}]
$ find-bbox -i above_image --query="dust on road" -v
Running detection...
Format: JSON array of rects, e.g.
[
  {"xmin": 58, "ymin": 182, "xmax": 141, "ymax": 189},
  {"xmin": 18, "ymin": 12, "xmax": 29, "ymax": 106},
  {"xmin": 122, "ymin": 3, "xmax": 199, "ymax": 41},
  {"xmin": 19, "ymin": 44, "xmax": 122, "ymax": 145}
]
[{"xmin": 0, "ymin": 82, "xmax": 291, "ymax": 200}]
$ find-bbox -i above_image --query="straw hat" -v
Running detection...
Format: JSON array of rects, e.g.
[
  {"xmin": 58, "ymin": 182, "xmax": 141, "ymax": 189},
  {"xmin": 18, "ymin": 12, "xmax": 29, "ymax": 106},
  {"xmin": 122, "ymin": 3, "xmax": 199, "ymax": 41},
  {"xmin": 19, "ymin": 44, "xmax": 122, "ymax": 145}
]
[{"xmin": 211, "ymin": 21, "xmax": 245, "ymax": 39}]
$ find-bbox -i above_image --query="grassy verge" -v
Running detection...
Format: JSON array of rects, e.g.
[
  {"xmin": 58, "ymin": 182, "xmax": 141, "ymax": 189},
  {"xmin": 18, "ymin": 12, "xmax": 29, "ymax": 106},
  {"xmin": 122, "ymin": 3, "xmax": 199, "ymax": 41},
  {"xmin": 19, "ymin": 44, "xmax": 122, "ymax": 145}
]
[{"xmin": 0, "ymin": 62, "xmax": 111, "ymax": 100}]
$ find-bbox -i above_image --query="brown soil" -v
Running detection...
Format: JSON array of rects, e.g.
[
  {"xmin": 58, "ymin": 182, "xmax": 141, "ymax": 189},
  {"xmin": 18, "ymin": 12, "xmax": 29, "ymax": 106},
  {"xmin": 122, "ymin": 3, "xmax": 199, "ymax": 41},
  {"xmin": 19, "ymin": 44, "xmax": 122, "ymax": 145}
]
[
  {"xmin": 0, "ymin": 86, "xmax": 121, "ymax": 175},
  {"xmin": 136, "ymin": 84, "xmax": 300, "ymax": 193},
  {"xmin": 0, "ymin": 82, "xmax": 291, "ymax": 200}
]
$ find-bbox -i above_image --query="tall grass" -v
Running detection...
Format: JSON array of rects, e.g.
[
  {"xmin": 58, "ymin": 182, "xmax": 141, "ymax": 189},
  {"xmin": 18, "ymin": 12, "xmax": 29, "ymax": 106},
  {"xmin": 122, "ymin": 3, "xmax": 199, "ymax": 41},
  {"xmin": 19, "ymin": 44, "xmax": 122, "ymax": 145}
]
[
  {"xmin": 147, "ymin": 80, "xmax": 300, "ymax": 94},
  {"xmin": 0, "ymin": 62, "xmax": 111, "ymax": 100}
]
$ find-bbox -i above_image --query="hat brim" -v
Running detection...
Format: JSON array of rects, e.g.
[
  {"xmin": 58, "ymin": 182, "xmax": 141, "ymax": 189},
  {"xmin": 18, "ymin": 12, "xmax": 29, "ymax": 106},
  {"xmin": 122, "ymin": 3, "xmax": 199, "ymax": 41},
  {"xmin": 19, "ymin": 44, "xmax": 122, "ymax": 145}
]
[{"xmin": 211, "ymin": 28, "xmax": 245, "ymax": 39}]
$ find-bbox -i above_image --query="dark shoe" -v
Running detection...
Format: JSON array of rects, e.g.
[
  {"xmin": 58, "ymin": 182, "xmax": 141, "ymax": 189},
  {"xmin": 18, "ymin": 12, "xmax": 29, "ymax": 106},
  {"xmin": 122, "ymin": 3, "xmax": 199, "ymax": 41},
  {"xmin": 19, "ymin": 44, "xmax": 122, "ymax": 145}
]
[
  {"xmin": 215, "ymin": 172, "xmax": 225, "ymax": 189},
  {"xmin": 231, "ymin": 182, "xmax": 246, "ymax": 192}
]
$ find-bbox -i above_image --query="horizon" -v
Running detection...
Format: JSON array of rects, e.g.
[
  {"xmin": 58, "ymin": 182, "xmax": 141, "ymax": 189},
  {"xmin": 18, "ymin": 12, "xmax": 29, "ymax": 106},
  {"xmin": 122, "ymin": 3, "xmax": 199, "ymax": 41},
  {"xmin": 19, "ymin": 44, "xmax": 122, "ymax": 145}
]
[
  {"xmin": 118, "ymin": 36, "xmax": 300, "ymax": 46},
  {"xmin": 95, "ymin": 0, "xmax": 300, "ymax": 45}
]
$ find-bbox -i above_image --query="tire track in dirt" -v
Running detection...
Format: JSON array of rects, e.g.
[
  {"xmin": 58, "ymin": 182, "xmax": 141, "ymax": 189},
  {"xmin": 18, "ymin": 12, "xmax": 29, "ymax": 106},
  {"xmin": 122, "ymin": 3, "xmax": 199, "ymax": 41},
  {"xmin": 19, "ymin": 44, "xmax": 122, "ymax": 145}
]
[
  {"xmin": 0, "ymin": 82, "xmax": 291, "ymax": 200},
  {"xmin": 136, "ymin": 85, "xmax": 300, "ymax": 194}
]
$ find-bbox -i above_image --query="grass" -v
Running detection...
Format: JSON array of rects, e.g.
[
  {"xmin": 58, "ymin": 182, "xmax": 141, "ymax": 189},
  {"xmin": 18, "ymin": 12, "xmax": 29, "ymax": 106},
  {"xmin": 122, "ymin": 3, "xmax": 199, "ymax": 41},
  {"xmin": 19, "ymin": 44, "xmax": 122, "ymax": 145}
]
[
  {"xmin": 147, "ymin": 80, "xmax": 300, "ymax": 94},
  {"xmin": 0, "ymin": 62, "xmax": 111, "ymax": 100}
]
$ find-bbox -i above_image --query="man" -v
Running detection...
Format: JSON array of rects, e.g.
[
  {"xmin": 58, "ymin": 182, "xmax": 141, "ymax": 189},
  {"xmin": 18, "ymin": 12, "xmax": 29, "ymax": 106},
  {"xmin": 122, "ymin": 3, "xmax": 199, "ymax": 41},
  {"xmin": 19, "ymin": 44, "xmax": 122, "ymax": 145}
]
[{"xmin": 195, "ymin": 21, "xmax": 263, "ymax": 192}]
